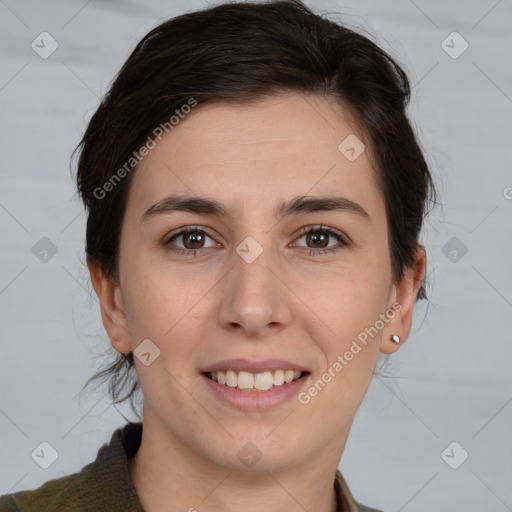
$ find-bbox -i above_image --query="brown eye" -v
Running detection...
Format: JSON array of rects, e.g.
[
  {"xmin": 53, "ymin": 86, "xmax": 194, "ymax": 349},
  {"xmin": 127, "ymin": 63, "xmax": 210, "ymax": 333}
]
[
  {"xmin": 181, "ymin": 231, "xmax": 206, "ymax": 249},
  {"xmin": 294, "ymin": 225, "xmax": 349, "ymax": 256},
  {"xmin": 164, "ymin": 226, "xmax": 217, "ymax": 254},
  {"xmin": 305, "ymin": 231, "xmax": 329, "ymax": 249}
]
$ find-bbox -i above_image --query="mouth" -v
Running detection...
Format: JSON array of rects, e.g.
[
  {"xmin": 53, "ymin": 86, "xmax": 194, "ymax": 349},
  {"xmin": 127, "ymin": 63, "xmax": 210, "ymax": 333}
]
[
  {"xmin": 203, "ymin": 369, "xmax": 309, "ymax": 392},
  {"xmin": 201, "ymin": 358, "xmax": 311, "ymax": 410}
]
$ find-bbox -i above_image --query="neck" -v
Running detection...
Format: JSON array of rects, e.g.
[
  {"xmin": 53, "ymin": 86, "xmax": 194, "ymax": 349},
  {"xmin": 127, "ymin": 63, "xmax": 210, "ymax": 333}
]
[{"xmin": 128, "ymin": 409, "xmax": 346, "ymax": 512}]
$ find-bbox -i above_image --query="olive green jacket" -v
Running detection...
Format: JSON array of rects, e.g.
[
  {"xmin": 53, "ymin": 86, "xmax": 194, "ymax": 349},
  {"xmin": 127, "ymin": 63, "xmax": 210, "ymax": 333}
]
[{"xmin": 0, "ymin": 422, "xmax": 383, "ymax": 512}]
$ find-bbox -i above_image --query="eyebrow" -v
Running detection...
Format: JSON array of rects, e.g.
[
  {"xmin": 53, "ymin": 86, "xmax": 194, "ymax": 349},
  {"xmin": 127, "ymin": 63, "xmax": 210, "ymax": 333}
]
[{"xmin": 140, "ymin": 194, "xmax": 371, "ymax": 223}]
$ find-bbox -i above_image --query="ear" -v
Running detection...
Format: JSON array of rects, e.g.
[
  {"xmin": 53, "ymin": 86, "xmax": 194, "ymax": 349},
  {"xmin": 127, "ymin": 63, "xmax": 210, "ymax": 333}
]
[
  {"xmin": 87, "ymin": 258, "xmax": 132, "ymax": 354},
  {"xmin": 380, "ymin": 245, "xmax": 427, "ymax": 354}
]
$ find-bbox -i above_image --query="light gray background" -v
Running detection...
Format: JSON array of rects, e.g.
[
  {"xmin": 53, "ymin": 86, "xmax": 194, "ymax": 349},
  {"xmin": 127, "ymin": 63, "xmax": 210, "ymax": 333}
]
[{"xmin": 1, "ymin": 1, "xmax": 511, "ymax": 510}]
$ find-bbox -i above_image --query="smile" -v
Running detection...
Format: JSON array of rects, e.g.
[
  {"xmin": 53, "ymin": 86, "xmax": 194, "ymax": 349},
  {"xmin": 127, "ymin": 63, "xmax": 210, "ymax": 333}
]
[
  {"xmin": 205, "ymin": 369, "xmax": 306, "ymax": 391},
  {"xmin": 202, "ymin": 369, "xmax": 310, "ymax": 411}
]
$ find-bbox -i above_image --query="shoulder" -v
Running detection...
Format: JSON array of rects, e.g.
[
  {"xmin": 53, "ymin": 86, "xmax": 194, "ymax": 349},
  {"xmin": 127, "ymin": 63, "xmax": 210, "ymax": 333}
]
[
  {"xmin": 356, "ymin": 505, "xmax": 386, "ymax": 512},
  {"xmin": 0, "ymin": 472, "xmax": 83, "ymax": 512},
  {"xmin": 0, "ymin": 422, "xmax": 144, "ymax": 512},
  {"xmin": 334, "ymin": 469, "xmax": 385, "ymax": 512}
]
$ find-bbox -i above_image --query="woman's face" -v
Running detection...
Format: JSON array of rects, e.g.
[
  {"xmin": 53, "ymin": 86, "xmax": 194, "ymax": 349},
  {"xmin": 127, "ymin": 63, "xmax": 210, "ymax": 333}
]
[{"xmin": 93, "ymin": 91, "xmax": 424, "ymax": 472}]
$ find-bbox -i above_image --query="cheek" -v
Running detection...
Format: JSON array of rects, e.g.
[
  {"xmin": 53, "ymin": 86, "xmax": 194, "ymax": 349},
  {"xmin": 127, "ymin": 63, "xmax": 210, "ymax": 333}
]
[
  {"xmin": 302, "ymin": 265, "xmax": 387, "ymax": 398},
  {"xmin": 310, "ymin": 263, "xmax": 388, "ymax": 343},
  {"xmin": 121, "ymin": 265, "xmax": 213, "ymax": 367}
]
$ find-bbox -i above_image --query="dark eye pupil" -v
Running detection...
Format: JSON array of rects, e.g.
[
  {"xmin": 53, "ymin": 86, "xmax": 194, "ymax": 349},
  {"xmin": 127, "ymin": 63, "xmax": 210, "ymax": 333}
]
[
  {"xmin": 184, "ymin": 232, "xmax": 204, "ymax": 249},
  {"xmin": 307, "ymin": 232, "xmax": 328, "ymax": 248}
]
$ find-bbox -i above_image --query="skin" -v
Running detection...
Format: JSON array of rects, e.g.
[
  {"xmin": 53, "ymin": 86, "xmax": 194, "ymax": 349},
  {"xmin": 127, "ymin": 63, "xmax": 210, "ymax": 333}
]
[{"xmin": 88, "ymin": 91, "xmax": 426, "ymax": 512}]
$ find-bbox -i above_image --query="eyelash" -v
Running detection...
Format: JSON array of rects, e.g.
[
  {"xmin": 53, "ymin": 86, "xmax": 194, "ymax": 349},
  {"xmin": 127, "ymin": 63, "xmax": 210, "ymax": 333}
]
[{"xmin": 163, "ymin": 224, "xmax": 349, "ymax": 257}]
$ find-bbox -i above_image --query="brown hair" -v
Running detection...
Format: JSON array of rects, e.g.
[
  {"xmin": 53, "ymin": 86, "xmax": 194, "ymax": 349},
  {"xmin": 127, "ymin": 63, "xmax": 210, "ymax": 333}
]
[{"xmin": 74, "ymin": 0, "xmax": 437, "ymax": 414}]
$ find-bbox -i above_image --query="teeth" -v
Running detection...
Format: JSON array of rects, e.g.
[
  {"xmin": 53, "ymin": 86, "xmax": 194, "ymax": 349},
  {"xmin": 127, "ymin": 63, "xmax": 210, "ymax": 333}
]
[
  {"xmin": 237, "ymin": 371, "xmax": 254, "ymax": 390},
  {"xmin": 208, "ymin": 369, "xmax": 304, "ymax": 391},
  {"xmin": 273, "ymin": 369, "xmax": 285, "ymax": 386},
  {"xmin": 225, "ymin": 370, "xmax": 237, "ymax": 388},
  {"xmin": 254, "ymin": 372, "xmax": 273, "ymax": 391}
]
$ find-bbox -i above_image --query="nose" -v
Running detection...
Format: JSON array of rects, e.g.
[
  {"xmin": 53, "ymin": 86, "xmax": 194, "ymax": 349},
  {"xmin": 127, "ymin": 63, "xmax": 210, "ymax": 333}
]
[{"xmin": 216, "ymin": 241, "xmax": 292, "ymax": 338}]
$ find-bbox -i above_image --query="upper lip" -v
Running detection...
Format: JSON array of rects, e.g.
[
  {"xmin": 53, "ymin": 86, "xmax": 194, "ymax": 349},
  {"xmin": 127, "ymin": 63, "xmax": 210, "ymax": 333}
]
[{"xmin": 202, "ymin": 358, "xmax": 310, "ymax": 374}]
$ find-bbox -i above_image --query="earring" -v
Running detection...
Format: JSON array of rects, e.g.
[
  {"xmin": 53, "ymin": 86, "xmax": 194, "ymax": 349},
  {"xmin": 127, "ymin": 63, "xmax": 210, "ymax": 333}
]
[{"xmin": 391, "ymin": 335, "xmax": 400, "ymax": 344}]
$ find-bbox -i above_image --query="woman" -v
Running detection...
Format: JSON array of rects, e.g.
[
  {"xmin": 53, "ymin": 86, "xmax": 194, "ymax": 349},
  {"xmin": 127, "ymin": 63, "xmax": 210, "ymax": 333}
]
[{"xmin": 0, "ymin": 1, "xmax": 436, "ymax": 511}]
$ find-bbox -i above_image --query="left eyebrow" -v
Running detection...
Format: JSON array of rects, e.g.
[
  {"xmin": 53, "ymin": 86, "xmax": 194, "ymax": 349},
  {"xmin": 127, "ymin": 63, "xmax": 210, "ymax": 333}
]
[{"xmin": 140, "ymin": 194, "xmax": 371, "ymax": 224}]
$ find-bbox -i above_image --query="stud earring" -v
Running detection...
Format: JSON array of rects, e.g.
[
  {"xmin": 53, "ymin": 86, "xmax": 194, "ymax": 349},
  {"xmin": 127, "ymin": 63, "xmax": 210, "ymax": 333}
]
[{"xmin": 391, "ymin": 335, "xmax": 400, "ymax": 344}]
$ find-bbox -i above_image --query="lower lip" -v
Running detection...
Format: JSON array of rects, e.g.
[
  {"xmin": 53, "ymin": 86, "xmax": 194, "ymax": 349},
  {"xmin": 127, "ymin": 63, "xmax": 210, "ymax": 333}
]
[{"xmin": 201, "ymin": 373, "xmax": 309, "ymax": 411}]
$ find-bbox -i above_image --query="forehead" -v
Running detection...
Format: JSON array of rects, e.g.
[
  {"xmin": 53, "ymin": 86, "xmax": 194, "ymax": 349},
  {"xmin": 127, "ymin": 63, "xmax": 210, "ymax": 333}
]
[{"xmin": 126, "ymin": 92, "xmax": 383, "ymax": 223}]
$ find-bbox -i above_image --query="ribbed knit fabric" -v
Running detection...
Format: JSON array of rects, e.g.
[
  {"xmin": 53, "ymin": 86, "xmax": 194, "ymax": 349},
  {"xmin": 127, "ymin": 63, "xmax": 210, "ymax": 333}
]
[{"xmin": 0, "ymin": 422, "xmax": 383, "ymax": 512}]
